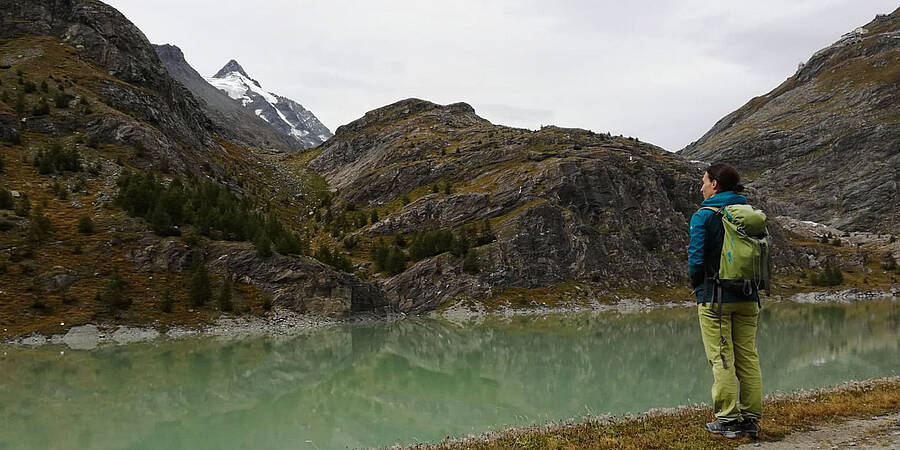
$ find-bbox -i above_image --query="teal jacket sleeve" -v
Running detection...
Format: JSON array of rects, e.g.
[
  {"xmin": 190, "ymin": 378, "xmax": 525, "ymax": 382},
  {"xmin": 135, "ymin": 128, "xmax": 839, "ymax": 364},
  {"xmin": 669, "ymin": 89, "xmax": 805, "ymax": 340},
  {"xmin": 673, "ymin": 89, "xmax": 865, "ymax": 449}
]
[{"xmin": 688, "ymin": 209, "xmax": 710, "ymax": 288}]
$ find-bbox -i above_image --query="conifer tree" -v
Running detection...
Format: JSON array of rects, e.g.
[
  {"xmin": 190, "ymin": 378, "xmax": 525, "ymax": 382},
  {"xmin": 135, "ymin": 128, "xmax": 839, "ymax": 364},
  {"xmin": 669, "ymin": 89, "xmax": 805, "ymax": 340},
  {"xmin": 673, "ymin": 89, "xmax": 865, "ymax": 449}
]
[{"xmin": 189, "ymin": 264, "xmax": 212, "ymax": 307}]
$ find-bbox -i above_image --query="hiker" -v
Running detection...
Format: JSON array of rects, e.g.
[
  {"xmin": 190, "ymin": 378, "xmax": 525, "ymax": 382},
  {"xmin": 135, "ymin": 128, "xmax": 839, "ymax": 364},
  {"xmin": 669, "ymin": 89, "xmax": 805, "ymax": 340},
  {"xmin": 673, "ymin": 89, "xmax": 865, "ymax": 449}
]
[{"xmin": 688, "ymin": 163, "xmax": 767, "ymax": 439}]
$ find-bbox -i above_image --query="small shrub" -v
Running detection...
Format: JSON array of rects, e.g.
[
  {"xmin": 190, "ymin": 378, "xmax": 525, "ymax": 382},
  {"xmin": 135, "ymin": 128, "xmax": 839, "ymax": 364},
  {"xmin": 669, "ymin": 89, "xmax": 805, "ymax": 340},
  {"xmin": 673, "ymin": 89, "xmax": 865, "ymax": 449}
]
[
  {"xmin": 15, "ymin": 194, "xmax": 30, "ymax": 217},
  {"xmin": 52, "ymin": 181, "xmax": 67, "ymax": 200},
  {"xmin": 86, "ymin": 134, "xmax": 100, "ymax": 148},
  {"xmin": 462, "ymin": 250, "xmax": 480, "ymax": 274},
  {"xmin": 189, "ymin": 263, "xmax": 212, "ymax": 307},
  {"xmin": 400, "ymin": 194, "xmax": 411, "ymax": 205},
  {"xmin": 253, "ymin": 231, "xmax": 272, "ymax": 257},
  {"xmin": 314, "ymin": 245, "xmax": 353, "ymax": 272},
  {"xmin": 408, "ymin": 229, "xmax": 456, "ymax": 261},
  {"xmin": 32, "ymin": 97, "xmax": 49, "ymax": 116},
  {"xmin": 882, "ymin": 253, "xmax": 897, "ymax": 272},
  {"xmin": 831, "ymin": 238, "xmax": 842, "ymax": 247},
  {"xmin": 40, "ymin": 80, "xmax": 48, "ymax": 92},
  {"xmin": 342, "ymin": 235, "xmax": 358, "ymax": 250},
  {"xmin": 34, "ymin": 143, "xmax": 82, "ymax": 174},
  {"xmin": 184, "ymin": 231, "xmax": 201, "ymax": 247},
  {"xmin": 160, "ymin": 289, "xmax": 175, "ymax": 313},
  {"xmin": 262, "ymin": 296, "xmax": 273, "ymax": 312},
  {"xmin": 218, "ymin": 275, "xmax": 233, "ymax": 312},
  {"xmin": 26, "ymin": 205, "xmax": 52, "ymax": 243},
  {"xmin": 53, "ymin": 92, "xmax": 74, "ymax": 109},
  {"xmin": 31, "ymin": 297, "xmax": 49, "ymax": 311},
  {"xmin": 0, "ymin": 189, "xmax": 12, "ymax": 210},
  {"xmin": 77, "ymin": 216, "xmax": 94, "ymax": 235},
  {"xmin": 148, "ymin": 200, "xmax": 177, "ymax": 236},
  {"xmin": 102, "ymin": 271, "xmax": 131, "ymax": 310},
  {"xmin": 23, "ymin": 80, "xmax": 36, "ymax": 94},
  {"xmin": 811, "ymin": 263, "xmax": 844, "ymax": 287},
  {"xmin": 370, "ymin": 238, "xmax": 407, "ymax": 275},
  {"xmin": 476, "ymin": 219, "xmax": 496, "ymax": 245},
  {"xmin": 14, "ymin": 93, "xmax": 25, "ymax": 114},
  {"xmin": 369, "ymin": 209, "xmax": 379, "ymax": 224},
  {"xmin": 11, "ymin": 245, "xmax": 34, "ymax": 263}
]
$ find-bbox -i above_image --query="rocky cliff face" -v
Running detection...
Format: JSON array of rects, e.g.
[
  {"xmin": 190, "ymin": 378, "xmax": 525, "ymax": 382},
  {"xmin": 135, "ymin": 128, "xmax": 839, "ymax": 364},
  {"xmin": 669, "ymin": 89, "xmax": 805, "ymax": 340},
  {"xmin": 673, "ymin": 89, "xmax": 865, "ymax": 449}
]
[
  {"xmin": 680, "ymin": 8, "xmax": 900, "ymax": 233},
  {"xmin": 0, "ymin": 0, "xmax": 218, "ymax": 173},
  {"xmin": 309, "ymin": 99, "xmax": 704, "ymax": 312},
  {"xmin": 154, "ymin": 44, "xmax": 297, "ymax": 152},
  {"xmin": 128, "ymin": 239, "xmax": 388, "ymax": 317},
  {"xmin": 207, "ymin": 60, "xmax": 332, "ymax": 149}
]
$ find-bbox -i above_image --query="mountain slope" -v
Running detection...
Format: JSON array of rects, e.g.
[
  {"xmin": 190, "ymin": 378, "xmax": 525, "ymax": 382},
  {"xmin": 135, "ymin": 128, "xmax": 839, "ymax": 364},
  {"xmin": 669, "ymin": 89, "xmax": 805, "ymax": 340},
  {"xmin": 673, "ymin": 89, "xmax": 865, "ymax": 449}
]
[
  {"xmin": 154, "ymin": 44, "xmax": 296, "ymax": 152},
  {"xmin": 0, "ymin": 0, "xmax": 385, "ymax": 339},
  {"xmin": 207, "ymin": 60, "xmax": 332, "ymax": 149},
  {"xmin": 305, "ymin": 98, "xmax": 703, "ymax": 312},
  {"xmin": 680, "ymin": 8, "xmax": 900, "ymax": 232}
]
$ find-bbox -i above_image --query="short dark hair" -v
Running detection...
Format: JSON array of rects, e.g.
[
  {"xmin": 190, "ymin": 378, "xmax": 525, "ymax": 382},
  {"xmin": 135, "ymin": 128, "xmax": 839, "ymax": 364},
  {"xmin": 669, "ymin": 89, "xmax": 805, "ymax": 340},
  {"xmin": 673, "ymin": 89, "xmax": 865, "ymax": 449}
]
[{"xmin": 706, "ymin": 163, "xmax": 743, "ymax": 193}]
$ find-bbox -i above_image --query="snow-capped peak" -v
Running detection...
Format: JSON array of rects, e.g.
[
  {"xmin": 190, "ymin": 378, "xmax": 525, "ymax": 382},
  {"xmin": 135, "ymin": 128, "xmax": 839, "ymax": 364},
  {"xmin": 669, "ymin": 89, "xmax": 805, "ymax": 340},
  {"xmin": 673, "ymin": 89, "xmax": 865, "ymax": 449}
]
[
  {"xmin": 213, "ymin": 59, "xmax": 252, "ymax": 81},
  {"xmin": 206, "ymin": 60, "xmax": 333, "ymax": 149},
  {"xmin": 207, "ymin": 70, "xmax": 278, "ymax": 107}
]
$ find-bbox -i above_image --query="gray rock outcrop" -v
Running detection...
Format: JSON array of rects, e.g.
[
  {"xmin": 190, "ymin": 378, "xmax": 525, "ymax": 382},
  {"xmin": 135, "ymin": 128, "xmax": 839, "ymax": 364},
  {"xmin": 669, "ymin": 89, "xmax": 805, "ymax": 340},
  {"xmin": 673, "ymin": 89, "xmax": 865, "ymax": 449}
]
[
  {"xmin": 309, "ymin": 99, "xmax": 704, "ymax": 312},
  {"xmin": 128, "ymin": 238, "xmax": 389, "ymax": 317}
]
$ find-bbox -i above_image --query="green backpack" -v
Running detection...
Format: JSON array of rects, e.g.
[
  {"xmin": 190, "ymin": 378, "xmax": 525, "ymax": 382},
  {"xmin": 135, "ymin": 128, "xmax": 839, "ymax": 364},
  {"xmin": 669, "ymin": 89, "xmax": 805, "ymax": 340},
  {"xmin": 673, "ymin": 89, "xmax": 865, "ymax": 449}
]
[{"xmin": 701, "ymin": 204, "xmax": 772, "ymax": 299}]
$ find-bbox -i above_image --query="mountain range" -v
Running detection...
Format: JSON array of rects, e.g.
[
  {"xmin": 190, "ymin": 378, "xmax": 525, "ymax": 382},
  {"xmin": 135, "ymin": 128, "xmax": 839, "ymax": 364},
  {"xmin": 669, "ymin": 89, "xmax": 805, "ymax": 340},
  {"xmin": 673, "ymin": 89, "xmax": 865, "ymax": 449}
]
[{"xmin": 0, "ymin": 0, "xmax": 896, "ymax": 338}]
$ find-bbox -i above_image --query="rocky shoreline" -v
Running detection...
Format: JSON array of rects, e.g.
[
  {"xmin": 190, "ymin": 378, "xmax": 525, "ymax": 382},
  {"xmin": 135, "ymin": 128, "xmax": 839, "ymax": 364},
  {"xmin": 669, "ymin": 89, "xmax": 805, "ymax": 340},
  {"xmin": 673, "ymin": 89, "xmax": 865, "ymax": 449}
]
[
  {"xmin": 4, "ymin": 288, "xmax": 897, "ymax": 349},
  {"xmin": 3, "ymin": 307, "xmax": 347, "ymax": 350}
]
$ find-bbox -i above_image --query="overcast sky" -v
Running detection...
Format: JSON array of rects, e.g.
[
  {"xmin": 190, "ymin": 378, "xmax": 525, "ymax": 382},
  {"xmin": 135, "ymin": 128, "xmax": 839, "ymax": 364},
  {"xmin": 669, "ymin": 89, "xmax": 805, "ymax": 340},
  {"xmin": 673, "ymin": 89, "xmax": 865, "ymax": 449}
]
[{"xmin": 107, "ymin": 0, "xmax": 897, "ymax": 151}]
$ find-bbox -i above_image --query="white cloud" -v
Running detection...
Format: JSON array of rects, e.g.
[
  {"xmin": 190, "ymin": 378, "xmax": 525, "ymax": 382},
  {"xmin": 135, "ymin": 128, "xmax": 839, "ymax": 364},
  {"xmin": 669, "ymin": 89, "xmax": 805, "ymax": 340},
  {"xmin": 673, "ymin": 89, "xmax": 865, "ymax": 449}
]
[{"xmin": 107, "ymin": 0, "xmax": 897, "ymax": 150}]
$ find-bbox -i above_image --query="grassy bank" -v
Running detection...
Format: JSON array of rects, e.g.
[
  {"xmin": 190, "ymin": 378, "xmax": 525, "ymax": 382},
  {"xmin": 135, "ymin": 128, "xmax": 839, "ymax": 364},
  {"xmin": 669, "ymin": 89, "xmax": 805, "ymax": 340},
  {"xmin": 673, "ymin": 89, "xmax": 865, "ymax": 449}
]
[{"xmin": 415, "ymin": 377, "xmax": 900, "ymax": 449}]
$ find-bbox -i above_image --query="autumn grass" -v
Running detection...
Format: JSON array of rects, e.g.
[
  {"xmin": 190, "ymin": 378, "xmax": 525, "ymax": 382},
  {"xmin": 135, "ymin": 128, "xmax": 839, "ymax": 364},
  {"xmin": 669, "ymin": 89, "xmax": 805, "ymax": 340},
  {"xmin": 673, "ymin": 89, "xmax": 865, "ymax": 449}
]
[{"xmin": 416, "ymin": 377, "xmax": 900, "ymax": 450}]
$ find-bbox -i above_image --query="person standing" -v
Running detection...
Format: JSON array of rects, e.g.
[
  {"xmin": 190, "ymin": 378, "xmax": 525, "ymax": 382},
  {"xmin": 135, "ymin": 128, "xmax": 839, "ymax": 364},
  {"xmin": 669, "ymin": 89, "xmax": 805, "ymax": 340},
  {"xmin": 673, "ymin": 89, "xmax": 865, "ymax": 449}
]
[{"xmin": 688, "ymin": 163, "xmax": 763, "ymax": 439}]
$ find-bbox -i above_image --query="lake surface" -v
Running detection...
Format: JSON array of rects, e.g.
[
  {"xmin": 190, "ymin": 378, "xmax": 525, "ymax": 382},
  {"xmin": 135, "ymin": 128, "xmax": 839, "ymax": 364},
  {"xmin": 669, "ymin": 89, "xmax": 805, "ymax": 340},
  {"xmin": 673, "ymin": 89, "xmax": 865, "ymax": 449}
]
[{"xmin": 1, "ymin": 300, "xmax": 898, "ymax": 449}]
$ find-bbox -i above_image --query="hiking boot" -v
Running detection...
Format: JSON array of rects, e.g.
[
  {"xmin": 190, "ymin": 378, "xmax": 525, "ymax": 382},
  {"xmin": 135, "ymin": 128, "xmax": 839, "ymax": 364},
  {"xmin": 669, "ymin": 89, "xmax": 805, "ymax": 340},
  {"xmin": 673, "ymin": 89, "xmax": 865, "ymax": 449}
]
[
  {"xmin": 739, "ymin": 418, "xmax": 759, "ymax": 439},
  {"xmin": 704, "ymin": 419, "xmax": 742, "ymax": 439}
]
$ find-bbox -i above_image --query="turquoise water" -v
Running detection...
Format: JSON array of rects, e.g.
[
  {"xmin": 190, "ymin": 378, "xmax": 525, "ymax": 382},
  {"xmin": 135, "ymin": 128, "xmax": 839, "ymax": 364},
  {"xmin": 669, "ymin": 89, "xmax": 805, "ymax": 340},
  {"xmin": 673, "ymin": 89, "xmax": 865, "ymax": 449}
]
[{"xmin": 1, "ymin": 300, "xmax": 898, "ymax": 449}]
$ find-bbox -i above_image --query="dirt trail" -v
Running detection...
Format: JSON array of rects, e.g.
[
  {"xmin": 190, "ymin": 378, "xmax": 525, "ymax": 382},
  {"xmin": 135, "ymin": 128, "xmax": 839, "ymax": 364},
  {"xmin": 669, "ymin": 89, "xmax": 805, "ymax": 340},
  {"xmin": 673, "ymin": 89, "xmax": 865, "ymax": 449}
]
[{"xmin": 740, "ymin": 413, "xmax": 900, "ymax": 449}]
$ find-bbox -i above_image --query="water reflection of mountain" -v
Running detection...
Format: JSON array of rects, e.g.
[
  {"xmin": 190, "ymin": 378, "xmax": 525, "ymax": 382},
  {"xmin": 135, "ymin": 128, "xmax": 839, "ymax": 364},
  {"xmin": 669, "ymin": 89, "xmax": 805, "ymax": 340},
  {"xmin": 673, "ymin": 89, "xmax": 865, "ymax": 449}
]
[{"xmin": 0, "ymin": 301, "xmax": 897, "ymax": 449}]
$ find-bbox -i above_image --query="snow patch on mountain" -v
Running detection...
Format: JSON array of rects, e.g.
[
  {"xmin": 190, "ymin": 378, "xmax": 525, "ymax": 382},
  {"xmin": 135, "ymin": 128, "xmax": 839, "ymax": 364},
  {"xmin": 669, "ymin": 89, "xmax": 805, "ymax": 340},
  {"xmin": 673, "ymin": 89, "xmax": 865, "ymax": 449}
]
[{"xmin": 206, "ymin": 60, "xmax": 333, "ymax": 149}]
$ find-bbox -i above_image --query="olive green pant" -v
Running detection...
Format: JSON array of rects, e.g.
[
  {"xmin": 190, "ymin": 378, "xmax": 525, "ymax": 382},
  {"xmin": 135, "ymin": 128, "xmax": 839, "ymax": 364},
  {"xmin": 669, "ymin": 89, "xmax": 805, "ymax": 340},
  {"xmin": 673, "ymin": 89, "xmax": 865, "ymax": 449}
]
[{"xmin": 698, "ymin": 301, "xmax": 763, "ymax": 421}]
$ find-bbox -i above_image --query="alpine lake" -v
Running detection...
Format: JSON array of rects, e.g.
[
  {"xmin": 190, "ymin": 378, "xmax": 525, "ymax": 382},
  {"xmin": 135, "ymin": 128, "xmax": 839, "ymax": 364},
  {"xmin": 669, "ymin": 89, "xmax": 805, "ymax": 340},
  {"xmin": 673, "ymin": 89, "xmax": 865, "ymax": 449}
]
[{"xmin": 1, "ymin": 299, "xmax": 898, "ymax": 449}]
